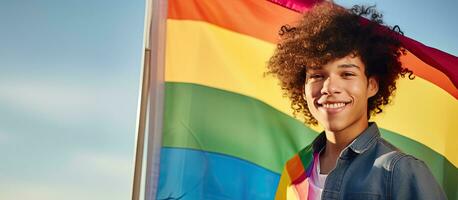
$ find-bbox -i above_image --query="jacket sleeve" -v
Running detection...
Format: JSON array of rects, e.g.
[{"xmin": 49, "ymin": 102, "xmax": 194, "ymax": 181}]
[{"xmin": 391, "ymin": 155, "xmax": 447, "ymax": 200}]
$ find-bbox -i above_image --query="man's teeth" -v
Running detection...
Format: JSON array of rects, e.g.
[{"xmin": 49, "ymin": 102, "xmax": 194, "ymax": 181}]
[{"xmin": 322, "ymin": 103, "xmax": 346, "ymax": 108}]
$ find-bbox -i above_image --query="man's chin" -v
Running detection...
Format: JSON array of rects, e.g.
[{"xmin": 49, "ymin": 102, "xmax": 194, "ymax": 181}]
[{"xmin": 320, "ymin": 121, "xmax": 346, "ymax": 133}]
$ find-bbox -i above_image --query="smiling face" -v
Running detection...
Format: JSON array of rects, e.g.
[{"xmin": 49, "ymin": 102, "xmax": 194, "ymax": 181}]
[{"xmin": 304, "ymin": 54, "xmax": 378, "ymax": 134}]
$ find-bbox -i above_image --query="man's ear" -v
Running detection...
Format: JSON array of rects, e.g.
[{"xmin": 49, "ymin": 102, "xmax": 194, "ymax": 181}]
[{"xmin": 368, "ymin": 76, "xmax": 379, "ymax": 98}]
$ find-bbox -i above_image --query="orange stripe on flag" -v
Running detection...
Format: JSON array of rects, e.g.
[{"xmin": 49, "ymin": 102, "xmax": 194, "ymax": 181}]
[
  {"xmin": 402, "ymin": 51, "xmax": 458, "ymax": 98},
  {"xmin": 286, "ymin": 154, "xmax": 306, "ymax": 184},
  {"xmin": 168, "ymin": 0, "xmax": 300, "ymax": 43}
]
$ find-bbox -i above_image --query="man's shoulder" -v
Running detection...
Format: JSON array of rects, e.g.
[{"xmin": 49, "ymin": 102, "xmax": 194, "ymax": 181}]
[
  {"xmin": 375, "ymin": 137, "xmax": 402, "ymax": 153},
  {"xmin": 388, "ymin": 151, "xmax": 447, "ymax": 199},
  {"xmin": 370, "ymin": 137, "xmax": 429, "ymax": 172},
  {"xmin": 358, "ymin": 133, "xmax": 446, "ymax": 199}
]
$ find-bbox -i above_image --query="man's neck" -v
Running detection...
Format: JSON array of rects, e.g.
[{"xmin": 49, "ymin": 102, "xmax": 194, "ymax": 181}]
[
  {"xmin": 324, "ymin": 119, "xmax": 369, "ymax": 156},
  {"xmin": 319, "ymin": 119, "xmax": 369, "ymax": 174}
]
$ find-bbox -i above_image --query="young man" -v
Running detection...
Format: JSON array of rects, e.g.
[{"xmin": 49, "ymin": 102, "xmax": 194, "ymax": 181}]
[{"xmin": 267, "ymin": 3, "xmax": 447, "ymax": 200}]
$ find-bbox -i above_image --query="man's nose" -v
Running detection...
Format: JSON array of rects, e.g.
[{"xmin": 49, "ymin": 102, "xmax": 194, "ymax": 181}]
[{"xmin": 320, "ymin": 76, "xmax": 341, "ymax": 95}]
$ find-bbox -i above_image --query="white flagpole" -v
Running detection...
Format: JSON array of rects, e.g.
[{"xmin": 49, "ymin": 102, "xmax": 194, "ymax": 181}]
[
  {"xmin": 131, "ymin": 0, "xmax": 167, "ymax": 199},
  {"xmin": 144, "ymin": 0, "xmax": 167, "ymax": 199},
  {"xmin": 131, "ymin": 0, "xmax": 151, "ymax": 198}
]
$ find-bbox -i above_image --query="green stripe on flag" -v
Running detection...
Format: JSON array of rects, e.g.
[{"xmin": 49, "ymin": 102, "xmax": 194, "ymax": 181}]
[{"xmin": 163, "ymin": 82, "xmax": 317, "ymax": 173}]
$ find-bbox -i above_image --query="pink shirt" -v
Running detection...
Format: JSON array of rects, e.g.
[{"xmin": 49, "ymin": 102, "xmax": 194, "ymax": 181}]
[{"xmin": 307, "ymin": 152, "xmax": 327, "ymax": 200}]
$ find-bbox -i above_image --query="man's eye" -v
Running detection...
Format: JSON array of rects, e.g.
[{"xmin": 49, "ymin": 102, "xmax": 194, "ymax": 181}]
[
  {"xmin": 309, "ymin": 74, "xmax": 324, "ymax": 79},
  {"xmin": 342, "ymin": 72, "xmax": 355, "ymax": 77}
]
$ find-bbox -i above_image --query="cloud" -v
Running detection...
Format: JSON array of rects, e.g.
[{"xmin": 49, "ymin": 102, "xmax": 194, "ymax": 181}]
[
  {"xmin": 0, "ymin": 151, "xmax": 134, "ymax": 200},
  {"xmin": 68, "ymin": 150, "xmax": 134, "ymax": 181},
  {"xmin": 0, "ymin": 181, "xmax": 131, "ymax": 200},
  {"xmin": 0, "ymin": 79, "xmax": 132, "ymax": 122}
]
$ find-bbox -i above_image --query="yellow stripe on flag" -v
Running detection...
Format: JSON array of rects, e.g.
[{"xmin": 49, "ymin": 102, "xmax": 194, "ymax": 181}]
[
  {"xmin": 275, "ymin": 167, "xmax": 298, "ymax": 200},
  {"xmin": 165, "ymin": 19, "xmax": 294, "ymax": 124}
]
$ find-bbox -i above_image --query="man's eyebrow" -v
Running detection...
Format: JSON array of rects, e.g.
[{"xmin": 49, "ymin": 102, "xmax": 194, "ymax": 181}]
[
  {"xmin": 338, "ymin": 63, "xmax": 360, "ymax": 69},
  {"xmin": 306, "ymin": 66, "xmax": 322, "ymax": 71}
]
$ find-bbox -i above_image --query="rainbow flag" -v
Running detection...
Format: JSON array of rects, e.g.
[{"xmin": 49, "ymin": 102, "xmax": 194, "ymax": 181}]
[{"xmin": 156, "ymin": 0, "xmax": 458, "ymax": 199}]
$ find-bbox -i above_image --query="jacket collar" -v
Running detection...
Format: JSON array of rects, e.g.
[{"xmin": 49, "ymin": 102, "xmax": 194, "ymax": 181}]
[
  {"xmin": 348, "ymin": 122, "xmax": 380, "ymax": 154},
  {"xmin": 312, "ymin": 122, "xmax": 380, "ymax": 155}
]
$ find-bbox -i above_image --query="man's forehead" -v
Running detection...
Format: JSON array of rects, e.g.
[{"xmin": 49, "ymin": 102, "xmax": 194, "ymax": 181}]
[
  {"xmin": 306, "ymin": 66, "xmax": 322, "ymax": 71},
  {"xmin": 306, "ymin": 63, "xmax": 361, "ymax": 71}
]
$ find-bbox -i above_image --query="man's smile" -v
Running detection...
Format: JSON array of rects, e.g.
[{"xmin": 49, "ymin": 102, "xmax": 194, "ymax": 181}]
[{"xmin": 316, "ymin": 100, "xmax": 352, "ymax": 114}]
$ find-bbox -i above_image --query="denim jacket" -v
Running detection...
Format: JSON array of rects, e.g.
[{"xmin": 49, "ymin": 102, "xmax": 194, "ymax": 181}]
[{"xmin": 275, "ymin": 122, "xmax": 447, "ymax": 200}]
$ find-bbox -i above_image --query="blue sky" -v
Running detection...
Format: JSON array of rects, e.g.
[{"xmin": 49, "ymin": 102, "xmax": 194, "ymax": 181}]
[
  {"xmin": 0, "ymin": 0, "xmax": 145, "ymax": 199},
  {"xmin": 0, "ymin": 0, "xmax": 456, "ymax": 199}
]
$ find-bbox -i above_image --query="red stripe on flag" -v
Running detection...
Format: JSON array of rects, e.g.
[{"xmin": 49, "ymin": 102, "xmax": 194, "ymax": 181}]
[{"xmin": 268, "ymin": 0, "xmax": 322, "ymax": 12}]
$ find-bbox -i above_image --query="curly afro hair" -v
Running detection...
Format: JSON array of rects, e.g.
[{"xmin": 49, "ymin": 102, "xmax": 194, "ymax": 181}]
[{"xmin": 266, "ymin": 2, "xmax": 413, "ymax": 125}]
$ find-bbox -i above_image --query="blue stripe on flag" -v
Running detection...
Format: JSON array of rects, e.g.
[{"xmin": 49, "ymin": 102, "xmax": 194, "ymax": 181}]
[{"xmin": 157, "ymin": 147, "xmax": 281, "ymax": 200}]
